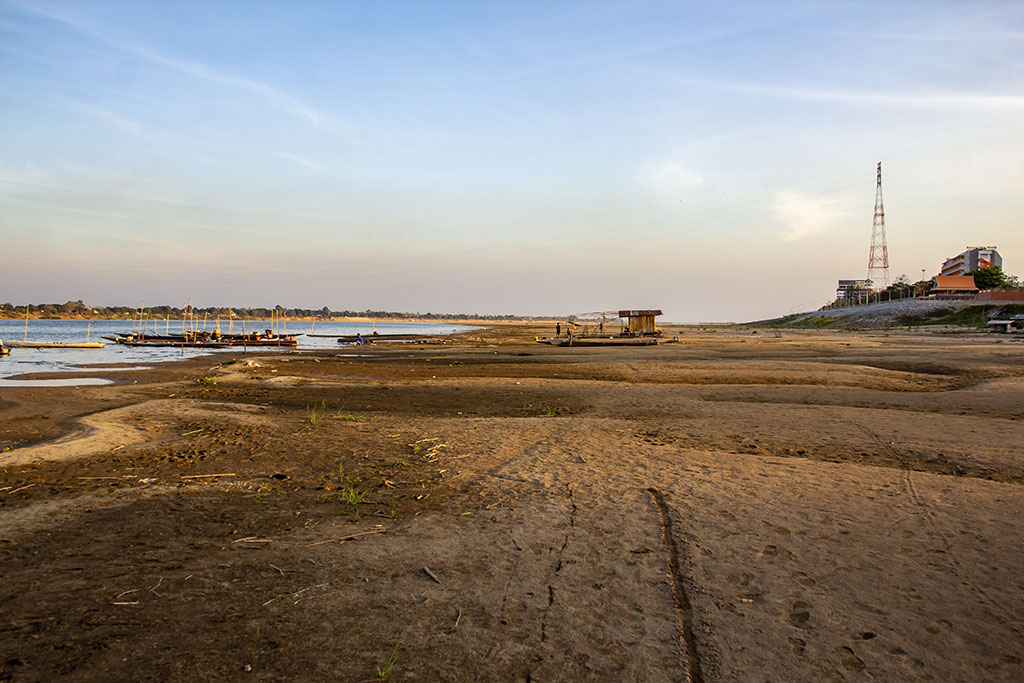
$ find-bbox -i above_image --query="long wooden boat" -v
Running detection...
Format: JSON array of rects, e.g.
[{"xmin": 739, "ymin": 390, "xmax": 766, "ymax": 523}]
[
  {"xmin": 336, "ymin": 334, "xmax": 444, "ymax": 343},
  {"xmin": 105, "ymin": 333, "xmax": 228, "ymax": 348},
  {"xmin": 223, "ymin": 334, "xmax": 298, "ymax": 346},
  {"xmin": 116, "ymin": 339, "xmax": 231, "ymax": 348},
  {"xmin": 536, "ymin": 337, "xmax": 659, "ymax": 347},
  {"xmin": 5, "ymin": 340, "xmax": 105, "ymax": 349},
  {"xmin": 104, "ymin": 331, "xmax": 296, "ymax": 348}
]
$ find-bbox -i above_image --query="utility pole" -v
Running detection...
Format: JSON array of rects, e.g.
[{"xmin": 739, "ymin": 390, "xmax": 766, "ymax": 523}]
[{"xmin": 867, "ymin": 162, "xmax": 890, "ymax": 289}]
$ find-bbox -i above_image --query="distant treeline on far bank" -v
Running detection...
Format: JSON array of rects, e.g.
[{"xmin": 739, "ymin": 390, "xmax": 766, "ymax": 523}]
[{"xmin": 1, "ymin": 300, "xmax": 539, "ymax": 322}]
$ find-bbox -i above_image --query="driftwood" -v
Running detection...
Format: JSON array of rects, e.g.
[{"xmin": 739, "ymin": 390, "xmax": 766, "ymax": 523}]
[{"xmin": 304, "ymin": 528, "xmax": 387, "ymax": 547}]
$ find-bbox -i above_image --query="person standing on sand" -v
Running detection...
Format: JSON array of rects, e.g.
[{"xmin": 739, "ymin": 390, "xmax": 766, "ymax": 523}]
[{"xmin": 556, "ymin": 323, "xmax": 561, "ymax": 336}]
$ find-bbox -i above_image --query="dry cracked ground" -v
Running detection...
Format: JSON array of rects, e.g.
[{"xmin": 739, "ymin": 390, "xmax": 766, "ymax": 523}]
[{"xmin": 1, "ymin": 326, "xmax": 1023, "ymax": 681}]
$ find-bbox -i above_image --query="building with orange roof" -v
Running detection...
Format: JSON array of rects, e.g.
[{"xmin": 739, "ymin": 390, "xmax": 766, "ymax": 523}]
[{"xmin": 931, "ymin": 275, "xmax": 979, "ymax": 300}]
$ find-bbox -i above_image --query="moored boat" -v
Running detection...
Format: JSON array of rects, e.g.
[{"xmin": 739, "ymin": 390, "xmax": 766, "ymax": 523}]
[
  {"xmin": 5, "ymin": 340, "xmax": 105, "ymax": 349},
  {"xmin": 223, "ymin": 332, "xmax": 299, "ymax": 346}
]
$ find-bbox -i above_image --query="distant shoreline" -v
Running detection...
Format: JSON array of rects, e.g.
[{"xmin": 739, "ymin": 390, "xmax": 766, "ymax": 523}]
[{"xmin": 0, "ymin": 313, "xmax": 561, "ymax": 324}]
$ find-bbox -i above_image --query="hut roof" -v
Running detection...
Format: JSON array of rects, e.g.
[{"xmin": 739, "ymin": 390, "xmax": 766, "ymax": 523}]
[
  {"xmin": 618, "ymin": 309, "xmax": 662, "ymax": 317},
  {"xmin": 934, "ymin": 276, "xmax": 978, "ymax": 291}
]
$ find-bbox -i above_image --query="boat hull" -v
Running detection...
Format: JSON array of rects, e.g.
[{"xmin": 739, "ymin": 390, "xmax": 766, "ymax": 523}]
[{"xmin": 5, "ymin": 341, "xmax": 105, "ymax": 349}]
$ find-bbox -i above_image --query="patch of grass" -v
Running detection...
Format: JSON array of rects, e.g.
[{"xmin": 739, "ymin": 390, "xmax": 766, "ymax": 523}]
[
  {"xmin": 448, "ymin": 360, "xmax": 464, "ymax": 367},
  {"xmin": 340, "ymin": 485, "xmax": 365, "ymax": 506},
  {"xmin": 376, "ymin": 645, "xmax": 399, "ymax": 678},
  {"xmin": 195, "ymin": 376, "xmax": 217, "ymax": 385},
  {"xmin": 331, "ymin": 463, "xmax": 366, "ymax": 520},
  {"xmin": 332, "ymin": 414, "xmax": 361, "ymax": 422},
  {"xmin": 519, "ymin": 401, "xmax": 563, "ymax": 416},
  {"xmin": 307, "ymin": 400, "xmax": 327, "ymax": 426}
]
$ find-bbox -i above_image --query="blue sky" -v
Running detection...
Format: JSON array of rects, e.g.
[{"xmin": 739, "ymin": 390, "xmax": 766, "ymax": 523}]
[{"xmin": 1, "ymin": 0, "xmax": 1022, "ymax": 320}]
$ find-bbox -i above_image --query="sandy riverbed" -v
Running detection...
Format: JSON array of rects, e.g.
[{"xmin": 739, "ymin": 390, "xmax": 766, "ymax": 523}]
[{"xmin": 1, "ymin": 325, "xmax": 1022, "ymax": 681}]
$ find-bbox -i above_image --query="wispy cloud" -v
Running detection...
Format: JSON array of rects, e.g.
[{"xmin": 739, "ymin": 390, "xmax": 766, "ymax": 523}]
[
  {"xmin": 16, "ymin": 1, "xmax": 329, "ymax": 127},
  {"xmin": 820, "ymin": 30, "xmax": 981, "ymax": 42},
  {"xmin": 0, "ymin": 171, "xmax": 347, "ymax": 223},
  {"xmin": 277, "ymin": 152, "xmax": 330, "ymax": 172},
  {"xmin": 774, "ymin": 191, "xmax": 847, "ymax": 242},
  {"xmin": 61, "ymin": 97, "xmax": 169, "ymax": 147},
  {"xmin": 0, "ymin": 196, "xmax": 283, "ymax": 240},
  {"xmin": 679, "ymin": 78, "xmax": 1024, "ymax": 111}
]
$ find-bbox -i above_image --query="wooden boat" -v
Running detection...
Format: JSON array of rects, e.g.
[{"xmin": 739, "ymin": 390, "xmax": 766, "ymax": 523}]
[
  {"xmin": 105, "ymin": 333, "xmax": 228, "ymax": 348},
  {"xmin": 14, "ymin": 316, "xmax": 103, "ymax": 348},
  {"xmin": 105, "ymin": 330, "xmax": 296, "ymax": 348},
  {"xmin": 536, "ymin": 336, "xmax": 658, "ymax": 347},
  {"xmin": 0, "ymin": 344, "xmax": 10, "ymax": 356},
  {"xmin": 5, "ymin": 340, "xmax": 105, "ymax": 349},
  {"xmin": 223, "ymin": 333, "xmax": 298, "ymax": 346},
  {"xmin": 336, "ymin": 334, "xmax": 444, "ymax": 343},
  {"xmin": 116, "ymin": 339, "xmax": 230, "ymax": 348}
]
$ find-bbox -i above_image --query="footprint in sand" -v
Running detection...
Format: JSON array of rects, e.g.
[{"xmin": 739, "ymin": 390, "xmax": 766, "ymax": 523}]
[
  {"xmin": 901, "ymin": 656, "xmax": 934, "ymax": 680},
  {"xmin": 984, "ymin": 654, "xmax": 1022, "ymax": 672},
  {"xmin": 926, "ymin": 618, "xmax": 951, "ymax": 634},
  {"xmin": 760, "ymin": 544, "xmax": 794, "ymax": 561},
  {"xmin": 789, "ymin": 600, "xmax": 811, "ymax": 626},
  {"xmin": 762, "ymin": 520, "xmax": 792, "ymax": 535},
  {"xmin": 792, "ymin": 570, "xmax": 816, "ymax": 587},
  {"xmin": 835, "ymin": 646, "xmax": 865, "ymax": 672},
  {"xmin": 788, "ymin": 637, "xmax": 806, "ymax": 657}
]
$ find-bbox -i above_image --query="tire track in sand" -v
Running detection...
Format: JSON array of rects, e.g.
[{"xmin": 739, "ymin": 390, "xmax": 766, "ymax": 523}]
[{"xmin": 647, "ymin": 486, "xmax": 705, "ymax": 683}]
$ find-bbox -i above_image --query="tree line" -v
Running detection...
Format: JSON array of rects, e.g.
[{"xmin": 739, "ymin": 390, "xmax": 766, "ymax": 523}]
[{"xmin": 0, "ymin": 300, "xmax": 541, "ymax": 321}]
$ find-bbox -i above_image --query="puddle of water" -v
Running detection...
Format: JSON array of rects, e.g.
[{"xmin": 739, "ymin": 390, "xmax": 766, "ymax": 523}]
[{"xmin": 0, "ymin": 377, "xmax": 114, "ymax": 387}]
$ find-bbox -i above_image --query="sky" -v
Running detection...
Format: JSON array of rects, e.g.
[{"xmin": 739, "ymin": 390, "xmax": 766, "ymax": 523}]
[{"xmin": 1, "ymin": 0, "xmax": 1022, "ymax": 321}]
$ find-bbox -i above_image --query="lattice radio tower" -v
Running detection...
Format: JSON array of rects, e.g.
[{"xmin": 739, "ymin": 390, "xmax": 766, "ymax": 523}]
[{"xmin": 867, "ymin": 161, "xmax": 890, "ymax": 289}]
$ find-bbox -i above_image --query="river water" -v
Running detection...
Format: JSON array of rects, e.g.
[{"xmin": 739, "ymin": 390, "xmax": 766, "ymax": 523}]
[{"xmin": 0, "ymin": 319, "xmax": 481, "ymax": 380}]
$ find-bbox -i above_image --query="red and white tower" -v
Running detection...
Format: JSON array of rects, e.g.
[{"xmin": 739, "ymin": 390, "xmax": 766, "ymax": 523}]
[{"xmin": 867, "ymin": 162, "xmax": 890, "ymax": 289}]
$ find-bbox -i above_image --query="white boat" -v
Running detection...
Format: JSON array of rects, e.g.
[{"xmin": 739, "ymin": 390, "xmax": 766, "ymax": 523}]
[{"xmin": 4, "ymin": 340, "xmax": 105, "ymax": 349}]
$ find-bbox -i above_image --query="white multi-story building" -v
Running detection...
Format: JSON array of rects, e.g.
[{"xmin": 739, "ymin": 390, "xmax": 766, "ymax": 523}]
[
  {"xmin": 837, "ymin": 279, "xmax": 870, "ymax": 301},
  {"xmin": 940, "ymin": 247, "xmax": 1002, "ymax": 277}
]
